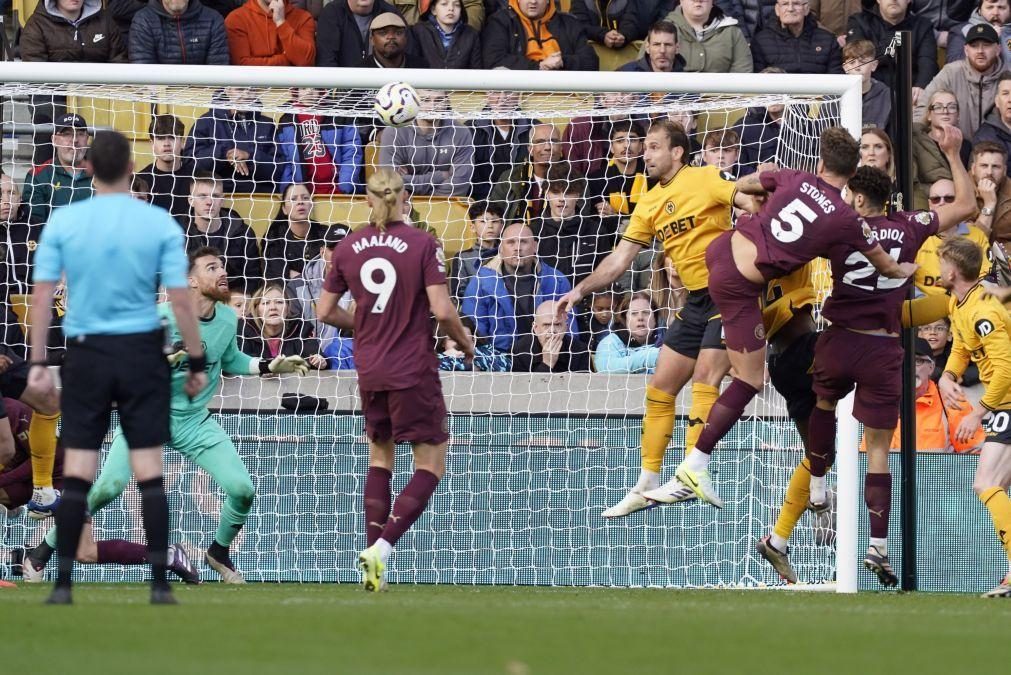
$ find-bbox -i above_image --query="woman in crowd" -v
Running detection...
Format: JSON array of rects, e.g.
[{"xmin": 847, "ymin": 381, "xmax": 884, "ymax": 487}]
[
  {"xmin": 261, "ymin": 182, "xmax": 329, "ymax": 282},
  {"xmin": 594, "ymin": 292, "xmax": 661, "ymax": 374},
  {"xmin": 912, "ymin": 89, "xmax": 970, "ymax": 208},
  {"xmin": 240, "ymin": 282, "xmax": 328, "ymax": 369}
]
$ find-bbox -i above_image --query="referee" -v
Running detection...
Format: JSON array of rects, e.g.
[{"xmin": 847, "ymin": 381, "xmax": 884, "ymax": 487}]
[{"xmin": 28, "ymin": 130, "xmax": 208, "ymax": 605}]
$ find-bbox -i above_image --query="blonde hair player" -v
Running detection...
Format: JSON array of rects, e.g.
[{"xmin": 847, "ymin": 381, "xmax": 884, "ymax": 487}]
[{"xmin": 316, "ymin": 169, "xmax": 474, "ymax": 592}]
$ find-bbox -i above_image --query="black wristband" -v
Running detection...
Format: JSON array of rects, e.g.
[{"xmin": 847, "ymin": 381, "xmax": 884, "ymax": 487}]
[
  {"xmin": 188, "ymin": 354, "xmax": 208, "ymax": 373},
  {"xmin": 258, "ymin": 359, "xmax": 272, "ymax": 376}
]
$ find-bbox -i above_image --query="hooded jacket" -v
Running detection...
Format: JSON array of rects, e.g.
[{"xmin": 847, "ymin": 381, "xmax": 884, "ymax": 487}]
[
  {"xmin": 224, "ymin": 0, "xmax": 316, "ymax": 66},
  {"xmin": 750, "ymin": 14, "xmax": 842, "ymax": 74},
  {"xmin": 378, "ymin": 121, "xmax": 475, "ymax": 197},
  {"xmin": 569, "ymin": 0, "xmax": 644, "ymax": 44},
  {"xmin": 20, "ymin": 0, "xmax": 127, "ymax": 63},
  {"xmin": 481, "ymin": 1, "xmax": 599, "ymax": 71},
  {"xmin": 314, "ymin": 0, "xmax": 399, "ymax": 67},
  {"xmin": 665, "ymin": 4, "xmax": 752, "ymax": 73},
  {"xmin": 129, "ymin": 0, "xmax": 229, "ymax": 64},
  {"xmin": 914, "ymin": 57, "xmax": 1006, "ymax": 140},
  {"xmin": 846, "ymin": 4, "xmax": 937, "ymax": 89},
  {"xmin": 946, "ymin": 10, "xmax": 1011, "ymax": 70},
  {"xmin": 460, "ymin": 257, "xmax": 573, "ymax": 352}
]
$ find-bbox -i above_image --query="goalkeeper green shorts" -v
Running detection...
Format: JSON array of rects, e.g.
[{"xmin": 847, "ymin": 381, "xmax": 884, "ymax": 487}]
[{"xmin": 170, "ymin": 411, "xmax": 235, "ymax": 461}]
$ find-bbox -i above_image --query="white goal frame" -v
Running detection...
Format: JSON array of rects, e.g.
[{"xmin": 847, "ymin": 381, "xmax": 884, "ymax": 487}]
[{"xmin": 0, "ymin": 63, "xmax": 863, "ymax": 593}]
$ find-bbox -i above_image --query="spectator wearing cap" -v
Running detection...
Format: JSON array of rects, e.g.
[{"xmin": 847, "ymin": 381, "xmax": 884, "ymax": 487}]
[
  {"xmin": 569, "ymin": 0, "xmax": 644, "ymax": 50},
  {"xmin": 482, "ymin": 0, "xmax": 599, "ymax": 71},
  {"xmin": 315, "ymin": 0, "xmax": 401, "ymax": 67},
  {"xmin": 973, "ymin": 72, "xmax": 1011, "ymax": 158},
  {"xmin": 662, "ymin": 0, "xmax": 752, "ymax": 74},
  {"xmin": 262, "ymin": 183, "xmax": 334, "ymax": 283},
  {"xmin": 224, "ymin": 0, "xmax": 316, "ymax": 65},
  {"xmin": 366, "ymin": 12, "xmax": 431, "ymax": 66},
  {"xmin": 846, "ymin": 0, "xmax": 937, "ymax": 103},
  {"xmin": 394, "ymin": 0, "xmax": 484, "ymax": 29},
  {"xmin": 750, "ymin": 0, "xmax": 841, "ymax": 74},
  {"xmin": 129, "ymin": 0, "xmax": 230, "ymax": 64},
  {"xmin": 948, "ymin": 1, "xmax": 1011, "ymax": 69},
  {"xmin": 873, "ymin": 338, "xmax": 985, "ymax": 453},
  {"xmin": 379, "ymin": 90, "xmax": 473, "ymax": 196},
  {"xmin": 20, "ymin": 0, "xmax": 127, "ymax": 63},
  {"xmin": 618, "ymin": 19, "xmax": 686, "ymax": 73},
  {"xmin": 412, "ymin": 0, "xmax": 483, "ymax": 68},
  {"xmin": 511, "ymin": 300, "xmax": 591, "ymax": 373},
  {"xmin": 22, "ymin": 114, "xmax": 93, "ymax": 222},
  {"xmin": 915, "ymin": 22, "xmax": 1007, "ymax": 140},
  {"xmin": 288, "ymin": 222, "xmax": 350, "ymax": 349}
]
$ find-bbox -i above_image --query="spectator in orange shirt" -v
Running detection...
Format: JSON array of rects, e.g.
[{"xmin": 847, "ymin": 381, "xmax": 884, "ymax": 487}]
[
  {"xmin": 874, "ymin": 337, "xmax": 986, "ymax": 453},
  {"xmin": 225, "ymin": 0, "xmax": 316, "ymax": 66}
]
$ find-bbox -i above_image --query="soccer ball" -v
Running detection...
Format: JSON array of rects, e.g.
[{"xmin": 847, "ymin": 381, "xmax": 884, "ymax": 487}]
[{"xmin": 374, "ymin": 82, "xmax": 421, "ymax": 128}]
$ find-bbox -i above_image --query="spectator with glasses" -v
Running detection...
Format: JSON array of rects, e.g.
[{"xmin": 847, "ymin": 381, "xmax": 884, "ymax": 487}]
[
  {"xmin": 916, "ymin": 23, "xmax": 1006, "ymax": 140},
  {"xmin": 913, "ymin": 178, "xmax": 991, "ymax": 297}
]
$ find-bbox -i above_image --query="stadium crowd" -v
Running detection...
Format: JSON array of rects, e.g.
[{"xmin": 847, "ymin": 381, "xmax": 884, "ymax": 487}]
[{"xmin": 3, "ymin": 0, "xmax": 1011, "ymax": 453}]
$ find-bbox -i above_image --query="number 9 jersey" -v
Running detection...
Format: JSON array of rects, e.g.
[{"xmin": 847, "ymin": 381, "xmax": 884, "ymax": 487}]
[{"xmin": 324, "ymin": 221, "xmax": 447, "ymax": 391}]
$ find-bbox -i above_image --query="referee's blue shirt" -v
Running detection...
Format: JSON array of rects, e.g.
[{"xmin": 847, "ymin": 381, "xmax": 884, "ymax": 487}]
[{"xmin": 33, "ymin": 194, "xmax": 189, "ymax": 337}]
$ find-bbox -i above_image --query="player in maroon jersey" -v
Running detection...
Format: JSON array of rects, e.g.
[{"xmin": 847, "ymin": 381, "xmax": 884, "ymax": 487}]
[
  {"xmin": 0, "ymin": 397, "xmax": 200, "ymax": 584},
  {"xmin": 674, "ymin": 127, "xmax": 918, "ymax": 507},
  {"xmin": 316, "ymin": 168, "xmax": 474, "ymax": 592}
]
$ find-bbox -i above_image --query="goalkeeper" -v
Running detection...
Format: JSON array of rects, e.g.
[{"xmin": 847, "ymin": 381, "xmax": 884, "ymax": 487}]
[{"xmin": 30, "ymin": 247, "xmax": 309, "ymax": 584}]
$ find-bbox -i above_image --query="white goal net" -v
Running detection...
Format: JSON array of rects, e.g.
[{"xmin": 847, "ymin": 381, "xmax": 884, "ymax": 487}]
[{"xmin": 0, "ymin": 65, "xmax": 861, "ymax": 588}]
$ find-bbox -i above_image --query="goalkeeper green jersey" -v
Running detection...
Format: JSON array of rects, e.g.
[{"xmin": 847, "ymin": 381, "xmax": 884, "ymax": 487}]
[{"xmin": 159, "ymin": 302, "xmax": 254, "ymax": 416}]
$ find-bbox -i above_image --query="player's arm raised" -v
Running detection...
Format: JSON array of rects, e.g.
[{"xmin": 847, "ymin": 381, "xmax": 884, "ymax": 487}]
[
  {"xmin": 932, "ymin": 124, "xmax": 977, "ymax": 234},
  {"xmin": 426, "ymin": 282, "xmax": 474, "ymax": 364},
  {"xmin": 557, "ymin": 238, "xmax": 642, "ymax": 318}
]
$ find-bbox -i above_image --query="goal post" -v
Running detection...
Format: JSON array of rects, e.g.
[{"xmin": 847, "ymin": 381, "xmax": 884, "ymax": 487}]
[{"xmin": 0, "ymin": 63, "xmax": 863, "ymax": 590}]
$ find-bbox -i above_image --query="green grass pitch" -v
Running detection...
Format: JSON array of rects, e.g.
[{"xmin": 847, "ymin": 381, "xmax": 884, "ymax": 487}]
[{"xmin": 6, "ymin": 583, "xmax": 1010, "ymax": 674}]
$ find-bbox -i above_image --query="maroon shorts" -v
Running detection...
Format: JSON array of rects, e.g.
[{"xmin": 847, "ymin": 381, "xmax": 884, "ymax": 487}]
[
  {"xmin": 705, "ymin": 231, "xmax": 767, "ymax": 353},
  {"xmin": 360, "ymin": 375, "xmax": 449, "ymax": 445},
  {"xmin": 811, "ymin": 326, "xmax": 903, "ymax": 430}
]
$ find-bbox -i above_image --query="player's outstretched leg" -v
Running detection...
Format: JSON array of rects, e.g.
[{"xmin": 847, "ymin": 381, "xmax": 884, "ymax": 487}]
[
  {"xmin": 643, "ymin": 349, "xmax": 727, "ymax": 506},
  {"xmin": 974, "ymin": 441, "xmax": 1011, "ymax": 598},
  {"xmin": 185, "ymin": 417, "xmax": 255, "ymax": 584}
]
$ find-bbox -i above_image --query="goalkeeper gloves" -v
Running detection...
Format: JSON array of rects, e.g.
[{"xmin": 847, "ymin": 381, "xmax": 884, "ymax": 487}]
[{"xmin": 258, "ymin": 355, "xmax": 310, "ymax": 376}]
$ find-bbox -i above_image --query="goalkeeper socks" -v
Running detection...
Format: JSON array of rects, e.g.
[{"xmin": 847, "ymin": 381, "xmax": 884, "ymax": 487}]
[
  {"xmin": 379, "ymin": 469, "xmax": 439, "ymax": 547},
  {"xmin": 28, "ymin": 411, "xmax": 60, "ymax": 489},
  {"xmin": 685, "ymin": 383, "xmax": 719, "ymax": 453},
  {"xmin": 55, "ymin": 476, "xmax": 91, "ymax": 587},
  {"xmin": 364, "ymin": 466, "xmax": 393, "ymax": 547},
  {"xmin": 215, "ymin": 484, "xmax": 255, "ymax": 548},
  {"xmin": 979, "ymin": 487, "xmax": 1011, "ymax": 563},
  {"xmin": 694, "ymin": 378, "xmax": 759, "ymax": 455},
  {"xmin": 806, "ymin": 407, "xmax": 837, "ymax": 478},
  {"xmin": 96, "ymin": 540, "xmax": 148, "ymax": 565},
  {"xmin": 641, "ymin": 385, "xmax": 676, "ymax": 473},
  {"xmin": 865, "ymin": 472, "xmax": 892, "ymax": 542},
  {"xmin": 138, "ymin": 476, "xmax": 170, "ymax": 588},
  {"xmin": 773, "ymin": 459, "xmax": 813, "ymax": 544}
]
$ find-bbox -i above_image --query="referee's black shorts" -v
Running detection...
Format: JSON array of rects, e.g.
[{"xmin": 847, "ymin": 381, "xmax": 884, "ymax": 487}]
[
  {"xmin": 662, "ymin": 289, "xmax": 725, "ymax": 359},
  {"xmin": 61, "ymin": 330, "xmax": 170, "ymax": 450}
]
